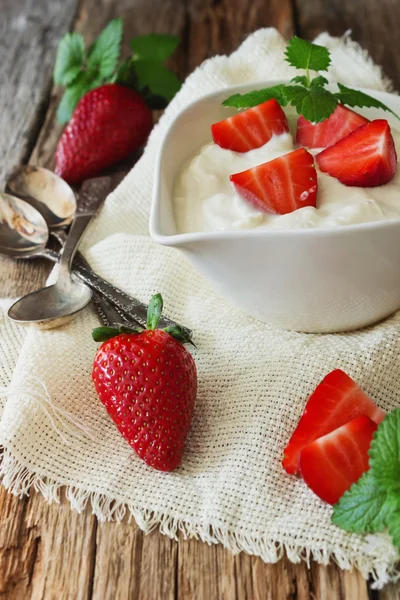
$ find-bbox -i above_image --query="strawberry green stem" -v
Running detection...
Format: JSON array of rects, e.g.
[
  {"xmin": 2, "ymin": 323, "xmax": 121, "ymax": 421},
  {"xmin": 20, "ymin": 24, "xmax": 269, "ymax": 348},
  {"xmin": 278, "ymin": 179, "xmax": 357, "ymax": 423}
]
[
  {"xmin": 146, "ymin": 293, "xmax": 163, "ymax": 330},
  {"xmin": 92, "ymin": 293, "xmax": 195, "ymax": 346}
]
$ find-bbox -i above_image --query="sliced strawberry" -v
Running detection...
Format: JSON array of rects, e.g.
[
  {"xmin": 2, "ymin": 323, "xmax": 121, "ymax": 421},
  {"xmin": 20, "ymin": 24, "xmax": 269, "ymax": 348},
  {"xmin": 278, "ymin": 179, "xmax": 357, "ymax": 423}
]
[
  {"xmin": 282, "ymin": 369, "xmax": 385, "ymax": 475},
  {"xmin": 316, "ymin": 119, "xmax": 397, "ymax": 187},
  {"xmin": 296, "ymin": 104, "xmax": 369, "ymax": 149},
  {"xmin": 299, "ymin": 415, "xmax": 377, "ymax": 505},
  {"xmin": 211, "ymin": 99, "xmax": 289, "ymax": 153},
  {"xmin": 230, "ymin": 148, "xmax": 317, "ymax": 215}
]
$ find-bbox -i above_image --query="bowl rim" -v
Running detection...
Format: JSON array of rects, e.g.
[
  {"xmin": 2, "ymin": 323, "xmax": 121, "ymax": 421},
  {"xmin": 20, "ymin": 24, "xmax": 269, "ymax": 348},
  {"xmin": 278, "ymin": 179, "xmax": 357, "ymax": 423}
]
[{"xmin": 150, "ymin": 80, "xmax": 400, "ymax": 246}]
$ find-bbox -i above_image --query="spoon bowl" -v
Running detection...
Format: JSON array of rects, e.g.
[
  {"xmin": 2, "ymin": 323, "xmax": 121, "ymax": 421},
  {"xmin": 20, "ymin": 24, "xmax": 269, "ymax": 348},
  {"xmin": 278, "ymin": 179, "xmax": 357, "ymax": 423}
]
[
  {"xmin": 0, "ymin": 192, "xmax": 49, "ymax": 257},
  {"xmin": 7, "ymin": 166, "xmax": 77, "ymax": 229},
  {"xmin": 8, "ymin": 278, "xmax": 92, "ymax": 329}
]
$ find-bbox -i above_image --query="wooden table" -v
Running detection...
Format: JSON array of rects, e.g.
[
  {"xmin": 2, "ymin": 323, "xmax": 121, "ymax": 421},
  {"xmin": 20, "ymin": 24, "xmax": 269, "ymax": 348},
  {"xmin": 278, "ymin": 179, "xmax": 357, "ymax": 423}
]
[{"xmin": 1, "ymin": 0, "xmax": 400, "ymax": 598}]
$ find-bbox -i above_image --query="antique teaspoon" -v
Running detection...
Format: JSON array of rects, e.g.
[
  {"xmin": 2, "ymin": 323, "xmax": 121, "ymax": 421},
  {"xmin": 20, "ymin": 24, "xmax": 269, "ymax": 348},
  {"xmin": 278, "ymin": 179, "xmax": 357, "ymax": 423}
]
[{"xmin": 7, "ymin": 207, "xmax": 93, "ymax": 329}]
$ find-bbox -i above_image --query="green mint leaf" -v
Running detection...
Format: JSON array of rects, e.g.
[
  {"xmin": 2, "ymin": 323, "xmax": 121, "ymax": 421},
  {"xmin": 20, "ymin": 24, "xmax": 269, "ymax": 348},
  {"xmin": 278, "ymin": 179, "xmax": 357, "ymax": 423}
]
[
  {"xmin": 53, "ymin": 32, "xmax": 85, "ymax": 86},
  {"xmin": 388, "ymin": 513, "xmax": 400, "ymax": 549},
  {"xmin": 290, "ymin": 75, "xmax": 310, "ymax": 87},
  {"xmin": 332, "ymin": 471, "xmax": 398, "ymax": 533},
  {"xmin": 222, "ymin": 84, "xmax": 289, "ymax": 108},
  {"xmin": 335, "ymin": 84, "xmax": 400, "ymax": 121},
  {"xmin": 146, "ymin": 293, "xmax": 163, "ymax": 330},
  {"xmin": 133, "ymin": 60, "xmax": 181, "ymax": 101},
  {"xmin": 285, "ymin": 85, "xmax": 338, "ymax": 123},
  {"xmin": 87, "ymin": 17, "xmax": 123, "ymax": 80},
  {"xmin": 131, "ymin": 34, "xmax": 180, "ymax": 62},
  {"xmin": 310, "ymin": 75, "xmax": 329, "ymax": 87},
  {"xmin": 370, "ymin": 408, "xmax": 400, "ymax": 493},
  {"xmin": 285, "ymin": 36, "xmax": 331, "ymax": 72},
  {"xmin": 56, "ymin": 72, "xmax": 100, "ymax": 124}
]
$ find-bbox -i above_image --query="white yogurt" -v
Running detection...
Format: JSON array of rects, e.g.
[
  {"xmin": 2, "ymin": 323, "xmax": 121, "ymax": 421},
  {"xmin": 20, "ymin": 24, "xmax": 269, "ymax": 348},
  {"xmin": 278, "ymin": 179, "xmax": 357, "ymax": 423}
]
[{"xmin": 173, "ymin": 130, "xmax": 400, "ymax": 233}]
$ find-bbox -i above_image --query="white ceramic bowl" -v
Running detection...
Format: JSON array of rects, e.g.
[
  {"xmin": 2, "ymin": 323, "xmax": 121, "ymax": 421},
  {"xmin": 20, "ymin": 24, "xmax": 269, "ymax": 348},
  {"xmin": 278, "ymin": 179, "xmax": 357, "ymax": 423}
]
[{"xmin": 150, "ymin": 80, "xmax": 400, "ymax": 333}]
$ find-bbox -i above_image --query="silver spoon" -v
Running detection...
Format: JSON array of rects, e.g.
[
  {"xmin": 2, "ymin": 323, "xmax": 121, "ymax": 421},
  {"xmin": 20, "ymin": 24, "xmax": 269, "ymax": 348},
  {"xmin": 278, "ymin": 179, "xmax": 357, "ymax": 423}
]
[
  {"xmin": 0, "ymin": 193, "xmax": 130, "ymax": 329},
  {"xmin": 6, "ymin": 170, "xmax": 138, "ymax": 328},
  {"xmin": 3, "ymin": 169, "xmax": 193, "ymax": 338},
  {"xmin": 7, "ymin": 206, "xmax": 93, "ymax": 329},
  {"xmin": 0, "ymin": 192, "xmax": 57, "ymax": 260},
  {"xmin": 7, "ymin": 165, "xmax": 76, "ymax": 229}
]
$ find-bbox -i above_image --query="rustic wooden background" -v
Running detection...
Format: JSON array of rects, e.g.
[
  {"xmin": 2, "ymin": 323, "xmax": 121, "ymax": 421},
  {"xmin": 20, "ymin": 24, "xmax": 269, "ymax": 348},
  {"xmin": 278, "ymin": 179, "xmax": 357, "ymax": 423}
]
[{"xmin": 1, "ymin": 0, "xmax": 400, "ymax": 598}]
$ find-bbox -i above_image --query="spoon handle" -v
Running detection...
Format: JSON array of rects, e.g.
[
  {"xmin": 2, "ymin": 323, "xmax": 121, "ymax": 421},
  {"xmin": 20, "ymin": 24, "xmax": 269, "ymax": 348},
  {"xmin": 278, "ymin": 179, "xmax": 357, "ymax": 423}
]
[
  {"xmin": 58, "ymin": 214, "xmax": 93, "ymax": 280},
  {"xmin": 50, "ymin": 231, "xmax": 193, "ymax": 338},
  {"xmin": 72, "ymin": 254, "xmax": 193, "ymax": 339}
]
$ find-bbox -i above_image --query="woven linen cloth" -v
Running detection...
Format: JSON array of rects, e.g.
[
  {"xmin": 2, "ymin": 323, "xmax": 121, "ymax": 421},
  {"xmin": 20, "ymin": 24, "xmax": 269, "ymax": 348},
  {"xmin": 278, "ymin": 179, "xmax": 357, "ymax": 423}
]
[{"xmin": 1, "ymin": 29, "xmax": 399, "ymax": 587}]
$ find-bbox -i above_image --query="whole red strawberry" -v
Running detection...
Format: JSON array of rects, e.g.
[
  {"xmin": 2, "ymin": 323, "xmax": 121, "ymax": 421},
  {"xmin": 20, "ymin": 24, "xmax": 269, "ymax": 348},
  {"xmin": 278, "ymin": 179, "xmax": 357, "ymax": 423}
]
[
  {"xmin": 92, "ymin": 294, "xmax": 197, "ymax": 471},
  {"xmin": 56, "ymin": 84, "xmax": 153, "ymax": 185}
]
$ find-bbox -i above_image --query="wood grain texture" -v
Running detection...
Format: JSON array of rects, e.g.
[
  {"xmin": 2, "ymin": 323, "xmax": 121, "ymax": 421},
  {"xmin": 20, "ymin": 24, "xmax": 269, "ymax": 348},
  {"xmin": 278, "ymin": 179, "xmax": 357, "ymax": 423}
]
[
  {"xmin": 0, "ymin": 0, "xmax": 80, "ymax": 189},
  {"xmin": 295, "ymin": 0, "xmax": 400, "ymax": 90},
  {"xmin": 1, "ymin": 0, "xmax": 400, "ymax": 598}
]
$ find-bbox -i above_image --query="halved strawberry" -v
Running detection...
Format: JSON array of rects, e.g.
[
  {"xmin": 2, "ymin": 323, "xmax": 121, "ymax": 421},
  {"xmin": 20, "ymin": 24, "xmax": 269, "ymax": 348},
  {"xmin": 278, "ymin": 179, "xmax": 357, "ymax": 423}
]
[
  {"xmin": 316, "ymin": 119, "xmax": 397, "ymax": 187},
  {"xmin": 230, "ymin": 148, "xmax": 317, "ymax": 214},
  {"xmin": 211, "ymin": 99, "xmax": 289, "ymax": 153},
  {"xmin": 299, "ymin": 415, "xmax": 377, "ymax": 505},
  {"xmin": 296, "ymin": 104, "xmax": 369, "ymax": 149},
  {"xmin": 282, "ymin": 369, "xmax": 385, "ymax": 475}
]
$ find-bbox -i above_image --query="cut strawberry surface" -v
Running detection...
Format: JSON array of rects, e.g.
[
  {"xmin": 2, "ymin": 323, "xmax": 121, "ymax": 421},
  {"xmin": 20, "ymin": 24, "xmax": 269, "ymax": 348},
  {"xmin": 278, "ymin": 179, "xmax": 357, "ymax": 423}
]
[
  {"xmin": 299, "ymin": 415, "xmax": 377, "ymax": 505},
  {"xmin": 316, "ymin": 119, "xmax": 397, "ymax": 187},
  {"xmin": 282, "ymin": 369, "xmax": 385, "ymax": 475},
  {"xmin": 211, "ymin": 99, "xmax": 289, "ymax": 153},
  {"xmin": 296, "ymin": 104, "xmax": 369, "ymax": 149},
  {"xmin": 230, "ymin": 148, "xmax": 317, "ymax": 215}
]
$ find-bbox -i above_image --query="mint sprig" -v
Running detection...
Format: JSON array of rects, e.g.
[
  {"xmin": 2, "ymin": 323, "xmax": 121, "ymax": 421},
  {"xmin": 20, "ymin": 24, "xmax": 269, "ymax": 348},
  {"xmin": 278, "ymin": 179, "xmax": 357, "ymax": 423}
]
[
  {"xmin": 284, "ymin": 36, "xmax": 331, "ymax": 73},
  {"xmin": 54, "ymin": 19, "xmax": 181, "ymax": 123},
  {"xmin": 332, "ymin": 408, "xmax": 400, "ymax": 552},
  {"xmin": 223, "ymin": 36, "xmax": 400, "ymax": 123}
]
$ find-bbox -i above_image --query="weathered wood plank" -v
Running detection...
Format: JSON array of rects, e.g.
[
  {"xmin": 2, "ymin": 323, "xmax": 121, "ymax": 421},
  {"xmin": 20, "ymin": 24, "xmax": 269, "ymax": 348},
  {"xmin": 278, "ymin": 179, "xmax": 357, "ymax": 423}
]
[
  {"xmin": 185, "ymin": 0, "xmax": 294, "ymax": 73},
  {"xmin": 0, "ymin": 490, "xmax": 97, "ymax": 600},
  {"xmin": 295, "ymin": 0, "xmax": 400, "ymax": 91},
  {"xmin": 0, "ymin": 0, "xmax": 80, "ymax": 189}
]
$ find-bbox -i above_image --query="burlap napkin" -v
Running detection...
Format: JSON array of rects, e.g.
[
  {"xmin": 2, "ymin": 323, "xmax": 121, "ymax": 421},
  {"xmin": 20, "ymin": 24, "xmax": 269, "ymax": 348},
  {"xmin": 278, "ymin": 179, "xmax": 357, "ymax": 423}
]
[{"xmin": 1, "ymin": 29, "xmax": 399, "ymax": 587}]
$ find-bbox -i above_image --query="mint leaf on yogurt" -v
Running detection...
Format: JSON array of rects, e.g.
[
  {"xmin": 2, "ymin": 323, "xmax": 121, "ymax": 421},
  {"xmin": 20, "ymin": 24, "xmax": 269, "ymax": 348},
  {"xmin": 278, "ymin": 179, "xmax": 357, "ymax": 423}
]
[{"xmin": 222, "ymin": 37, "xmax": 400, "ymax": 124}]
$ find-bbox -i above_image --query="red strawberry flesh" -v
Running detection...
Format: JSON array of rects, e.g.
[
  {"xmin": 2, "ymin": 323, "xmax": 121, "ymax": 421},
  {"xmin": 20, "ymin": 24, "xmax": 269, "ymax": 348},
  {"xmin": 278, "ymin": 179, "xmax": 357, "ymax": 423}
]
[
  {"xmin": 92, "ymin": 329, "xmax": 197, "ymax": 472},
  {"xmin": 230, "ymin": 148, "xmax": 317, "ymax": 215},
  {"xmin": 211, "ymin": 99, "xmax": 289, "ymax": 153},
  {"xmin": 299, "ymin": 415, "xmax": 377, "ymax": 505},
  {"xmin": 56, "ymin": 84, "xmax": 153, "ymax": 185},
  {"xmin": 282, "ymin": 369, "xmax": 385, "ymax": 475},
  {"xmin": 296, "ymin": 104, "xmax": 369, "ymax": 149},
  {"xmin": 316, "ymin": 119, "xmax": 397, "ymax": 187}
]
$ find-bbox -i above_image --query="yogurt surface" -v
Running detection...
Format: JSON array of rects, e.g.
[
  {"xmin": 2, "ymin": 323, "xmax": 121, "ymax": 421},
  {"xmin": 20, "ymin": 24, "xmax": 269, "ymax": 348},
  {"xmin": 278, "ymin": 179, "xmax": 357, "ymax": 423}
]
[{"xmin": 173, "ymin": 129, "xmax": 400, "ymax": 233}]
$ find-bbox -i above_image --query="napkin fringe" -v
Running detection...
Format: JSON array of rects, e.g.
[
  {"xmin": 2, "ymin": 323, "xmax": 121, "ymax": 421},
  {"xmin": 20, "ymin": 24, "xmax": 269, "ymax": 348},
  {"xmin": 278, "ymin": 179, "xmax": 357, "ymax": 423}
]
[{"xmin": 0, "ymin": 446, "xmax": 398, "ymax": 589}]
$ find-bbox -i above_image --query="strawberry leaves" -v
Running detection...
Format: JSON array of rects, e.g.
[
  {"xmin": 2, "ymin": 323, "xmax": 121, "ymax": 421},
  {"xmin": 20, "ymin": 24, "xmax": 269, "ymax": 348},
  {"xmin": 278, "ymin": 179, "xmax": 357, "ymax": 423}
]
[
  {"xmin": 332, "ymin": 408, "xmax": 400, "ymax": 553},
  {"xmin": 54, "ymin": 19, "xmax": 181, "ymax": 123},
  {"xmin": 53, "ymin": 33, "xmax": 85, "ymax": 86},
  {"xmin": 92, "ymin": 294, "xmax": 194, "ymax": 345},
  {"xmin": 130, "ymin": 34, "xmax": 180, "ymax": 62},
  {"xmin": 223, "ymin": 36, "xmax": 400, "ymax": 123},
  {"xmin": 146, "ymin": 293, "xmax": 163, "ymax": 330},
  {"xmin": 87, "ymin": 17, "xmax": 123, "ymax": 81}
]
